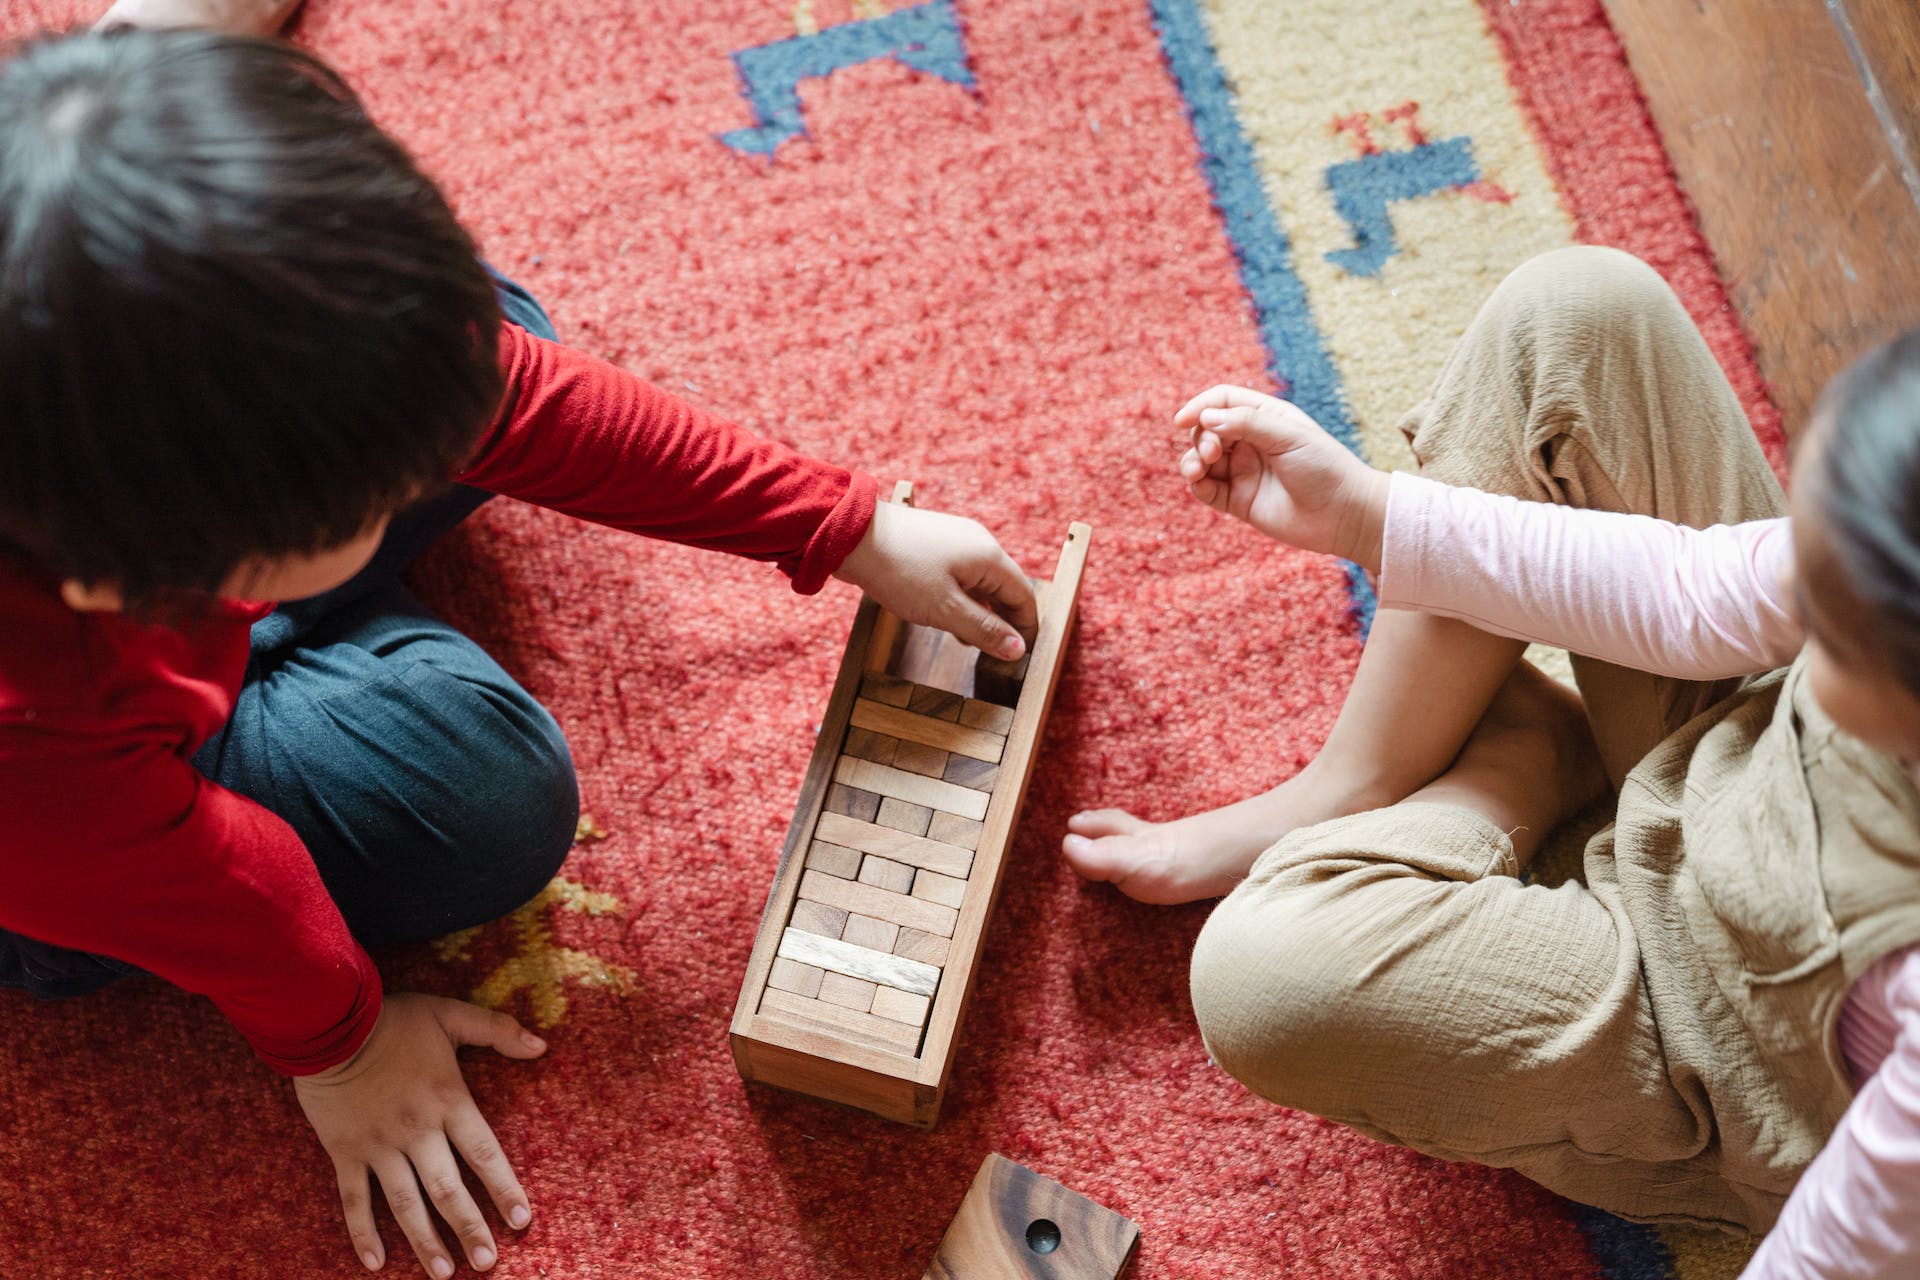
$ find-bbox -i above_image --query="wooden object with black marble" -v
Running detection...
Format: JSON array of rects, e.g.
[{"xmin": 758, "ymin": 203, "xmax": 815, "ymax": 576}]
[{"xmin": 921, "ymin": 1154, "xmax": 1140, "ymax": 1280}]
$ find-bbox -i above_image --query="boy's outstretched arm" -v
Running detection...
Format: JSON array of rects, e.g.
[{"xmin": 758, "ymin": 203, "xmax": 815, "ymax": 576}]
[{"xmin": 1173, "ymin": 384, "xmax": 1389, "ymax": 570}]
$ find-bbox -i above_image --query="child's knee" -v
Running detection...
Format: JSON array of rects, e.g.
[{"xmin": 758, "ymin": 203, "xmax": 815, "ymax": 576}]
[{"xmin": 1490, "ymin": 245, "xmax": 1680, "ymax": 347}]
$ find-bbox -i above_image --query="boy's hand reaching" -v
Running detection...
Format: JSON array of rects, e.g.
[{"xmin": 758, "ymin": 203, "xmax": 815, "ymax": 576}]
[
  {"xmin": 293, "ymin": 992, "xmax": 547, "ymax": 1276},
  {"xmin": 834, "ymin": 501, "xmax": 1039, "ymax": 659},
  {"xmin": 1175, "ymin": 385, "xmax": 1390, "ymax": 571}
]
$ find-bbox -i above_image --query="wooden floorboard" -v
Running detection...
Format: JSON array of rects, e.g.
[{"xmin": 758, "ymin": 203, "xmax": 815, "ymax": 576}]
[{"xmin": 1603, "ymin": 0, "xmax": 1920, "ymax": 441}]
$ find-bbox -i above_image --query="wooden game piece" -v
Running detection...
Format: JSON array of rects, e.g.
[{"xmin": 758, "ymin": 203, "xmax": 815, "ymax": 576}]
[
  {"xmin": 972, "ymin": 650, "xmax": 1031, "ymax": 708},
  {"xmin": 926, "ymin": 812, "xmax": 985, "ymax": 851},
  {"xmin": 875, "ymin": 796, "xmax": 936, "ymax": 837},
  {"xmin": 910, "ymin": 869, "xmax": 967, "ymax": 910},
  {"xmin": 893, "ymin": 928, "xmax": 951, "ymax": 968},
  {"xmin": 958, "ymin": 699, "xmax": 1017, "ymax": 735},
  {"xmin": 834, "ymin": 758, "xmax": 992, "ymax": 822},
  {"xmin": 758, "ymin": 989, "xmax": 923, "ymax": 1056},
  {"xmin": 844, "ymin": 727, "xmax": 899, "ymax": 765},
  {"xmin": 860, "ymin": 672, "xmax": 916, "ymax": 707},
  {"xmin": 871, "ymin": 985, "xmax": 933, "ymax": 1027},
  {"xmin": 941, "ymin": 756, "xmax": 998, "ymax": 792},
  {"xmin": 858, "ymin": 854, "xmax": 917, "ymax": 895},
  {"xmin": 841, "ymin": 913, "xmax": 901, "ymax": 954},
  {"xmin": 817, "ymin": 971, "xmax": 879, "ymax": 1013},
  {"xmin": 732, "ymin": 496, "xmax": 1090, "ymax": 1126},
  {"xmin": 907, "ymin": 685, "xmax": 966, "ymax": 721},
  {"xmin": 796, "ymin": 869, "xmax": 959, "ymax": 939},
  {"xmin": 921, "ymin": 1154, "xmax": 1140, "ymax": 1280},
  {"xmin": 777, "ymin": 927, "xmax": 941, "ymax": 996},
  {"xmin": 892, "ymin": 739, "xmax": 951, "ymax": 779},
  {"xmin": 804, "ymin": 840, "xmax": 862, "ymax": 880},
  {"xmin": 789, "ymin": 898, "xmax": 849, "ymax": 939},
  {"xmin": 851, "ymin": 699, "xmax": 1006, "ymax": 763},
  {"xmin": 767, "ymin": 958, "xmax": 825, "ymax": 999},
  {"xmin": 815, "ymin": 812, "xmax": 974, "ymax": 879},
  {"xmin": 824, "ymin": 783, "xmax": 882, "ymax": 823}
]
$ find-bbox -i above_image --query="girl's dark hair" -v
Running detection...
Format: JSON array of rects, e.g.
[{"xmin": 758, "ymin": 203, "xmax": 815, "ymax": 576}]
[
  {"xmin": 1809, "ymin": 326, "xmax": 1920, "ymax": 696},
  {"xmin": 0, "ymin": 27, "xmax": 503, "ymax": 607}
]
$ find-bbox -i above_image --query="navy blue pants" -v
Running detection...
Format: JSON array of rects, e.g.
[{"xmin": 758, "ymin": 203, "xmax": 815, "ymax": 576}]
[{"xmin": 0, "ymin": 271, "xmax": 579, "ymax": 998}]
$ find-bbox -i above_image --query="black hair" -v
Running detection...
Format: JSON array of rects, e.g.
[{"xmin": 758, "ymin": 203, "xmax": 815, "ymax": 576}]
[
  {"xmin": 0, "ymin": 27, "xmax": 503, "ymax": 608},
  {"xmin": 1807, "ymin": 326, "xmax": 1920, "ymax": 696}
]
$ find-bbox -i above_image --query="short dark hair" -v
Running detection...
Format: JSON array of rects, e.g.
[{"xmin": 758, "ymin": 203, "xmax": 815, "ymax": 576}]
[
  {"xmin": 0, "ymin": 27, "xmax": 503, "ymax": 607},
  {"xmin": 1808, "ymin": 325, "xmax": 1920, "ymax": 696}
]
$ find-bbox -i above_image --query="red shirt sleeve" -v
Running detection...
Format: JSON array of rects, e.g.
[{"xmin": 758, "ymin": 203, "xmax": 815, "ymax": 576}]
[
  {"xmin": 0, "ymin": 722, "xmax": 381, "ymax": 1075},
  {"xmin": 457, "ymin": 323, "xmax": 879, "ymax": 593}
]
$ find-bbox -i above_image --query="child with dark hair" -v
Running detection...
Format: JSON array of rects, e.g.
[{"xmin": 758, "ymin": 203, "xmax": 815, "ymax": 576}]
[
  {"xmin": 0, "ymin": 22, "xmax": 1037, "ymax": 1280},
  {"xmin": 1065, "ymin": 246, "xmax": 1920, "ymax": 1275}
]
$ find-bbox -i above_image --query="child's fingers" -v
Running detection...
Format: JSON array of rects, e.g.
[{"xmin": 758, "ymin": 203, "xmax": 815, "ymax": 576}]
[
  {"xmin": 335, "ymin": 1163, "xmax": 385, "ymax": 1272},
  {"xmin": 375, "ymin": 1158, "xmax": 457, "ymax": 1280},
  {"xmin": 964, "ymin": 548, "xmax": 1039, "ymax": 654},
  {"xmin": 410, "ymin": 1137, "xmax": 499, "ymax": 1273},
  {"xmin": 1173, "ymin": 384, "xmax": 1276, "ymax": 428},
  {"xmin": 439, "ymin": 1000, "xmax": 547, "ymax": 1060},
  {"xmin": 446, "ymin": 1107, "xmax": 533, "ymax": 1235}
]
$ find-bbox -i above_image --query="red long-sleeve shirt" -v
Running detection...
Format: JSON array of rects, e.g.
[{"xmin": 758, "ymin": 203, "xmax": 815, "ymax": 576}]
[{"xmin": 0, "ymin": 322, "xmax": 878, "ymax": 1074}]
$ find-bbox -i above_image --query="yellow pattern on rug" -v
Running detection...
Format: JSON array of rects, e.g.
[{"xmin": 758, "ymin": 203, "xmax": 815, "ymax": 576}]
[{"xmin": 434, "ymin": 877, "xmax": 636, "ymax": 1028}]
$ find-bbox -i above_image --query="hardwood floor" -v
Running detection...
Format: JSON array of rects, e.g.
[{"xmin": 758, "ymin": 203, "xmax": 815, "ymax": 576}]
[{"xmin": 1602, "ymin": 0, "xmax": 1920, "ymax": 441}]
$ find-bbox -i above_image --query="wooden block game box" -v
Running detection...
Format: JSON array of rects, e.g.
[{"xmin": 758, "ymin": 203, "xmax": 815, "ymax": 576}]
[{"xmin": 730, "ymin": 486, "xmax": 1090, "ymax": 1127}]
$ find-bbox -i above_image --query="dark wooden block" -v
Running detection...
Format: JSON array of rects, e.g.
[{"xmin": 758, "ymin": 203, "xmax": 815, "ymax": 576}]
[
  {"xmin": 825, "ymin": 783, "xmax": 882, "ymax": 823},
  {"xmin": 922, "ymin": 1154, "xmax": 1139, "ymax": 1280}
]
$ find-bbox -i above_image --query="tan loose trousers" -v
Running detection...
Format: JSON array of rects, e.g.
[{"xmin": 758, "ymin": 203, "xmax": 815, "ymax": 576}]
[{"xmin": 1189, "ymin": 247, "xmax": 1920, "ymax": 1231}]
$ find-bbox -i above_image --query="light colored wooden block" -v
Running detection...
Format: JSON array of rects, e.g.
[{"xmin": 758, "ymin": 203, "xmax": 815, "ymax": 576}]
[
  {"xmin": 824, "ymin": 782, "xmax": 881, "ymax": 823},
  {"xmin": 818, "ymin": 971, "xmax": 879, "ymax": 1012},
  {"xmin": 871, "ymin": 985, "xmax": 933, "ymax": 1027},
  {"xmin": 875, "ymin": 796, "xmax": 935, "ymax": 836},
  {"xmin": 926, "ymin": 811, "xmax": 985, "ymax": 851},
  {"xmin": 941, "ymin": 755, "xmax": 998, "ymax": 792},
  {"xmin": 860, "ymin": 672, "xmax": 915, "ymax": 707},
  {"xmin": 858, "ymin": 854, "xmax": 916, "ymax": 895},
  {"xmin": 790, "ymin": 898, "xmax": 849, "ymax": 939},
  {"xmin": 921, "ymin": 1154, "xmax": 1140, "ymax": 1279},
  {"xmin": 911, "ymin": 869, "xmax": 968, "ymax": 909},
  {"xmin": 805, "ymin": 840, "xmax": 861, "ymax": 880},
  {"xmin": 768, "ymin": 957, "xmax": 825, "ymax": 999},
  {"xmin": 835, "ymin": 757, "xmax": 990, "ymax": 821},
  {"xmin": 758, "ymin": 988, "xmax": 922, "ymax": 1056},
  {"xmin": 815, "ymin": 811, "xmax": 973, "ymax": 879},
  {"xmin": 894, "ymin": 928, "xmax": 951, "ymax": 968},
  {"xmin": 778, "ymin": 925, "xmax": 941, "ymax": 995},
  {"xmin": 844, "ymin": 727, "xmax": 898, "ymax": 765},
  {"xmin": 851, "ymin": 699, "xmax": 1005, "ymax": 764},
  {"xmin": 907, "ymin": 685, "xmax": 965, "ymax": 721},
  {"xmin": 797, "ymin": 869, "xmax": 958, "ymax": 938},
  {"xmin": 957, "ymin": 698, "xmax": 1016, "ymax": 736},
  {"xmin": 841, "ymin": 913, "xmax": 900, "ymax": 953},
  {"xmin": 892, "ymin": 739, "xmax": 951, "ymax": 779}
]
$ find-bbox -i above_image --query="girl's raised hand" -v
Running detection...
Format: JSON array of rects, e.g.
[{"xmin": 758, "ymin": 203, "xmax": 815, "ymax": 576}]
[{"xmin": 1174, "ymin": 385, "xmax": 1390, "ymax": 571}]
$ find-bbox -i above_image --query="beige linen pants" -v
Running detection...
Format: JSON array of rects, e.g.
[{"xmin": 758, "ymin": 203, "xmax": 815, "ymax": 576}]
[{"xmin": 1189, "ymin": 246, "xmax": 1792, "ymax": 1226}]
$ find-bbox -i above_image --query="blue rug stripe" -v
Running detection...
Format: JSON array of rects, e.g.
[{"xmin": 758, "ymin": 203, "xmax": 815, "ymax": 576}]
[
  {"xmin": 1570, "ymin": 1205, "xmax": 1679, "ymax": 1279},
  {"xmin": 1147, "ymin": 0, "xmax": 1377, "ymax": 635}
]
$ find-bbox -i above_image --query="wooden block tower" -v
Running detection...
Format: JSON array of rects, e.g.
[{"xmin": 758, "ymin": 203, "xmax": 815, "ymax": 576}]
[{"xmin": 731, "ymin": 485, "xmax": 1090, "ymax": 1127}]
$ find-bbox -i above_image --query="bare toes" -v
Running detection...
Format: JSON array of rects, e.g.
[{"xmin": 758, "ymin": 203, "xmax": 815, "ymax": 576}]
[{"xmin": 1066, "ymin": 808, "xmax": 1147, "ymax": 838}]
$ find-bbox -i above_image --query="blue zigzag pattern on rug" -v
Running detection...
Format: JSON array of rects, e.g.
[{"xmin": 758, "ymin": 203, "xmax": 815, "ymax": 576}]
[
  {"xmin": 718, "ymin": 0, "xmax": 975, "ymax": 156},
  {"xmin": 1146, "ymin": 0, "xmax": 1376, "ymax": 636}
]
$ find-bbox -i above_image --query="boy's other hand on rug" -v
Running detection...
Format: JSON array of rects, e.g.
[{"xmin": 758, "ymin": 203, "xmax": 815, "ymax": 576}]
[
  {"xmin": 1175, "ymin": 385, "xmax": 1389, "ymax": 570},
  {"xmin": 293, "ymin": 993, "xmax": 548, "ymax": 1277},
  {"xmin": 834, "ymin": 501, "xmax": 1039, "ymax": 660}
]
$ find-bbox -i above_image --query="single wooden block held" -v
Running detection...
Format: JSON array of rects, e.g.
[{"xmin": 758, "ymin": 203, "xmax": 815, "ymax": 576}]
[
  {"xmin": 922, "ymin": 1154, "xmax": 1140, "ymax": 1280},
  {"xmin": 731, "ymin": 487, "xmax": 1090, "ymax": 1127}
]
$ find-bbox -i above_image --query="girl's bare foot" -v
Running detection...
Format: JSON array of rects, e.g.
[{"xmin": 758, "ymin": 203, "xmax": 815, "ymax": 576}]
[
  {"xmin": 1061, "ymin": 763, "xmax": 1394, "ymax": 906},
  {"xmin": 96, "ymin": 0, "xmax": 304, "ymax": 36}
]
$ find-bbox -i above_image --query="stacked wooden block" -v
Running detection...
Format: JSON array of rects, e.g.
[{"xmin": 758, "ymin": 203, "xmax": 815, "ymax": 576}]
[{"xmin": 760, "ymin": 671, "xmax": 1016, "ymax": 1057}]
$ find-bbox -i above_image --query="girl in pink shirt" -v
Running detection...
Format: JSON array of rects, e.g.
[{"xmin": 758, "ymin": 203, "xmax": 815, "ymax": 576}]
[{"xmin": 1064, "ymin": 246, "xmax": 1920, "ymax": 1277}]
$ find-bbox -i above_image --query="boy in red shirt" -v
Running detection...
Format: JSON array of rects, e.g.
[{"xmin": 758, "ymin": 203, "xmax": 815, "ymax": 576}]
[{"xmin": 0, "ymin": 20, "xmax": 1037, "ymax": 1278}]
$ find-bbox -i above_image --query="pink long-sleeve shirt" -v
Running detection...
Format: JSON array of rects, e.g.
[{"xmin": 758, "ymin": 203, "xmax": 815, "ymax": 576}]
[{"xmin": 1377, "ymin": 472, "xmax": 1920, "ymax": 1278}]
